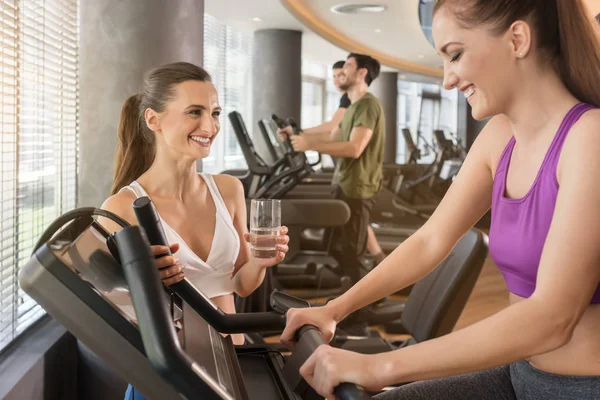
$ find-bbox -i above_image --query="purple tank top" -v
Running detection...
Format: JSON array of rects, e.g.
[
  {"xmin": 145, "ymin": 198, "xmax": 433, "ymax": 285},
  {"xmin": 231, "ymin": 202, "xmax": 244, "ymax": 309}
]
[{"xmin": 489, "ymin": 103, "xmax": 600, "ymax": 304}]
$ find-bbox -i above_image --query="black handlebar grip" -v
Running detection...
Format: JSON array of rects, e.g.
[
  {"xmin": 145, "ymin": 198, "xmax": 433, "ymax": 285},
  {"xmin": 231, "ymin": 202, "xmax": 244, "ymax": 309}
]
[
  {"xmin": 294, "ymin": 326, "xmax": 373, "ymax": 400},
  {"xmin": 132, "ymin": 197, "xmax": 171, "ymax": 253},
  {"xmin": 272, "ymin": 113, "xmax": 287, "ymax": 129},
  {"xmin": 334, "ymin": 383, "xmax": 372, "ymax": 400},
  {"xmin": 115, "ymin": 226, "xmax": 208, "ymax": 399},
  {"xmin": 271, "ymin": 113, "xmax": 297, "ymax": 155}
]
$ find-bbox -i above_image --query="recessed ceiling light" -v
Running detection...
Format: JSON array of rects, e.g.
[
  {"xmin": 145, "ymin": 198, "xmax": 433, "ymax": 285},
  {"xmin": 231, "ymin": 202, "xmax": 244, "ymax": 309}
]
[
  {"xmin": 331, "ymin": 4, "xmax": 387, "ymax": 14},
  {"xmin": 417, "ymin": 54, "xmax": 425, "ymax": 59},
  {"xmin": 251, "ymin": 17, "xmax": 262, "ymax": 22},
  {"xmin": 374, "ymin": 28, "xmax": 382, "ymax": 33}
]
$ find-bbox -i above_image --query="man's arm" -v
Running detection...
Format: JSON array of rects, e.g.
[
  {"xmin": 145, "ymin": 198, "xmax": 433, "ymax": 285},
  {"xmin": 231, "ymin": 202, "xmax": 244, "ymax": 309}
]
[
  {"xmin": 278, "ymin": 109, "xmax": 346, "ymax": 143},
  {"xmin": 301, "ymin": 131, "xmax": 334, "ymax": 143},
  {"xmin": 301, "ymin": 124, "xmax": 343, "ymax": 144},
  {"xmin": 291, "ymin": 125, "xmax": 372, "ymax": 159},
  {"xmin": 293, "ymin": 97, "xmax": 379, "ymax": 157},
  {"xmin": 301, "ymin": 108, "xmax": 346, "ymax": 135},
  {"xmin": 329, "ymin": 125, "xmax": 342, "ymax": 142}
]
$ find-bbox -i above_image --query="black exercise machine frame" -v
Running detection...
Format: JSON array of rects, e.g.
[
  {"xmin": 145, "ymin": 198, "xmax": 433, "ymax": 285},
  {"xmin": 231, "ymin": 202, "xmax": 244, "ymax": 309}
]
[{"xmin": 31, "ymin": 206, "xmax": 371, "ymax": 399}]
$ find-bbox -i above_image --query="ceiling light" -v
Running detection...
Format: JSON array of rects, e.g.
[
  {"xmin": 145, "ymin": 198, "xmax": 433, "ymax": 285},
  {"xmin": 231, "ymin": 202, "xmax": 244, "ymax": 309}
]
[
  {"xmin": 374, "ymin": 28, "xmax": 382, "ymax": 33},
  {"xmin": 417, "ymin": 54, "xmax": 425, "ymax": 59},
  {"xmin": 399, "ymin": 74, "xmax": 407, "ymax": 80},
  {"xmin": 331, "ymin": 4, "xmax": 387, "ymax": 14},
  {"xmin": 251, "ymin": 17, "xmax": 262, "ymax": 22}
]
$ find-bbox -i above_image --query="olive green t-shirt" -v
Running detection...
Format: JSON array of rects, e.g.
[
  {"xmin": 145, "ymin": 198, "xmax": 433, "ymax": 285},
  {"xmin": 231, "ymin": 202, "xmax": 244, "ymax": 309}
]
[{"xmin": 334, "ymin": 92, "xmax": 385, "ymax": 199}]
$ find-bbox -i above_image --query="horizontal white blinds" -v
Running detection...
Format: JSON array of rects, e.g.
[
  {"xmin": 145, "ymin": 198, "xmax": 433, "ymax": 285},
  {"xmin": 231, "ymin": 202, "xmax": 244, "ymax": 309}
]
[
  {"xmin": 0, "ymin": 0, "xmax": 79, "ymax": 352},
  {"xmin": 202, "ymin": 13, "xmax": 251, "ymax": 173}
]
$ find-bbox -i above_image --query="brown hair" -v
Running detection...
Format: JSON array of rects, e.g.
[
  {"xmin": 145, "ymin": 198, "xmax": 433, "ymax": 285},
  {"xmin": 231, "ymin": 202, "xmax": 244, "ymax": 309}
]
[
  {"xmin": 347, "ymin": 53, "xmax": 381, "ymax": 86},
  {"xmin": 433, "ymin": 0, "xmax": 600, "ymax": 108},
  {"xmin": 110, "ymin": 62, "xmax": 212, "ymax": 195}
]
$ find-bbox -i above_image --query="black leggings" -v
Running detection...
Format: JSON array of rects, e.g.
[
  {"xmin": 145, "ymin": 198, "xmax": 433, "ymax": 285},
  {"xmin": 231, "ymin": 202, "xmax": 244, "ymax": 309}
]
[{"xmin": 374, "ymin": 361, "xmax": 600, "ymax": 400}]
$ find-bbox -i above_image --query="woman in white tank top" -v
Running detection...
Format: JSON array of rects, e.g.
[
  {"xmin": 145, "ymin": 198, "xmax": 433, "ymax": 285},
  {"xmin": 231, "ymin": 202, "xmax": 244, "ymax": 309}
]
[{"xmin": 99, "ymin": 62, "xmax": 289, "ymax": 347}]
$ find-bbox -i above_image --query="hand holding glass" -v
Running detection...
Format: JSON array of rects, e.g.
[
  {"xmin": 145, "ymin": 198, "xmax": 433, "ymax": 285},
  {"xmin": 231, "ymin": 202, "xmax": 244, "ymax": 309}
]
[{"xmin": 249, "ymin": 199, "xmax": 281, "ymax": 259}]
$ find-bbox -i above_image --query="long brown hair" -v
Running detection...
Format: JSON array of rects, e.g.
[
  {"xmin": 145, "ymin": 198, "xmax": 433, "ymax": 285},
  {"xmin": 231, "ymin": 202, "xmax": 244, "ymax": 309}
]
[
  {"xmin": 110, "ymin": 62, "xmax": 212, "ymax": 195},
  {"xmin": 433, "ymin": 0, "xmax": 600, "ymax": 108}
]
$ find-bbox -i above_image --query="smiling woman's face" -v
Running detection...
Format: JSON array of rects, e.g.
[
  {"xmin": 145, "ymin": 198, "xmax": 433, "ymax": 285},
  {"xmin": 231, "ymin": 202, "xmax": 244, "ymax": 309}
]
[
  {"xmin": 432, "ymin": 5, "xmax": 523, "ymax": 120},
  {"xmin": 152, "ymin": 80, "xmax": 222, "ymax": 160}
]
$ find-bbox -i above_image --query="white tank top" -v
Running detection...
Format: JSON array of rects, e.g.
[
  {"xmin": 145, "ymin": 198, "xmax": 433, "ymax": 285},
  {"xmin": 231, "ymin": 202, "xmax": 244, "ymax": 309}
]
[{"xmin": 119, "ymin": 173, "xmax": 241, "ymax": 298}]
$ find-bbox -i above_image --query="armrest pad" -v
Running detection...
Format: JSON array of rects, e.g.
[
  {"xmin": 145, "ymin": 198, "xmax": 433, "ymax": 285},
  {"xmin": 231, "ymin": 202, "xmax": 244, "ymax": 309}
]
[{"xmin": 246, "ymin": 199, "xmax": 350, "ymax": 227}]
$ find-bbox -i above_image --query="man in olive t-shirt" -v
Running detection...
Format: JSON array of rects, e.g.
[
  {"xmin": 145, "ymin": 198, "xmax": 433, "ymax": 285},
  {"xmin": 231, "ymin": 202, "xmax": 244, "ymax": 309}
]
[
  {"xmin": 285, "ymin": 53, "xmax": 384, "ymax": 285},
  {"xmin": 335, "ymin": 91, "xmax": 384, "ymax": 198}
]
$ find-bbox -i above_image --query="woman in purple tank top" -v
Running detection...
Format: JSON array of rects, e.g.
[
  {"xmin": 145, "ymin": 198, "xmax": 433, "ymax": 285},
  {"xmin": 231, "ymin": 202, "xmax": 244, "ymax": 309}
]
[{"xmin": 280, "ymin": 1, "xmax": 600, "ymax": 399}]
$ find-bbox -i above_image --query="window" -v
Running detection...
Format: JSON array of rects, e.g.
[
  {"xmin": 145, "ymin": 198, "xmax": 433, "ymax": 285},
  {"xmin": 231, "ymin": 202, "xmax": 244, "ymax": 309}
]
[
  {"xmin": 301, "ymin": 59, "xmax": 331, "ymax": 165},
  {"xmin": 301, "ymin": 76, "xmax": 325, "ymax": 129},
  {"xmin": 440, "ymin": 87, "xmax": 459, "ymax": 143},
  {"xmin": 396, "ymin": 79, "xmax": 458, "ymax": 164},
  {"xmin": 418, "ymin": 84, "xmax": 438, "ymax": 164},
  {"xmin": 325, "ymin": 77, "xmax": 341, "ymax": 122},
  {"xmin": 397, "ymin": 80, "xmax": 419, "ymax": 163},
  {"xmin": 202, "ymin": 14, "xmax": 252, "ymax": 174},
  {"xmin": 301, "ymin": 59, "xmax": 328, "ymax": 128},
  {"xmin": 1, "ymin": 0, "xmax": 79, "ymax": 352}
]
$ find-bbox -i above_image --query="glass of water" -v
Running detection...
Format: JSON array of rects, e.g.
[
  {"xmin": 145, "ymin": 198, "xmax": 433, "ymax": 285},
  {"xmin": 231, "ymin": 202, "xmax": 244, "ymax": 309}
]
[{"xmin": 250, "ymin": 199, "xmax": 281, "ymax": 259}]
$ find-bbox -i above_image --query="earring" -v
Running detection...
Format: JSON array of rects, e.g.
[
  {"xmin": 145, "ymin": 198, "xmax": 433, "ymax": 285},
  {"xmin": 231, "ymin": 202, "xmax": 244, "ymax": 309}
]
[{"xmin": 518, "ymin": 52, "xmax": 523, "ymax": 58}]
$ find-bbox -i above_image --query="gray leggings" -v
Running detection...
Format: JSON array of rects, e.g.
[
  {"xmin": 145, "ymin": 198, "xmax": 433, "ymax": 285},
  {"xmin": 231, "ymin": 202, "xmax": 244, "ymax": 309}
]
[{"xmin": 374, "ymin": 361, "xmax": 600, "ymax": 400}]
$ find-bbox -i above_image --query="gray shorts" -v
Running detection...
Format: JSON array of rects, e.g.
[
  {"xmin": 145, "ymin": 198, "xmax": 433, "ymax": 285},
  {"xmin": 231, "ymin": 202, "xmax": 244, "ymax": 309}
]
[{"xmin": 374, "ymin": 360, "xmax": 600, "ymax": 400}]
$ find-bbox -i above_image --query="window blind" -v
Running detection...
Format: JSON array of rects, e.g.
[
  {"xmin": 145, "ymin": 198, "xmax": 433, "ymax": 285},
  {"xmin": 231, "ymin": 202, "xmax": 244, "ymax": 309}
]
[
  {"xmin": 0, "ymin": 0, "xmax": 20, "ymax": 352},
  {"xmin": 0, "ymin": 0, "xmax": 79, "ymax": 352},
  {"xmin": 325, "ymin": 77, "xmax": 339, "ymax": 122},
  {"xmin": 300, "ymin": 76, "xmax": 325, "ymax": 130},
  {"xmin": 202, "ymin": 13, "xmax": 251, "ymax": 174}
]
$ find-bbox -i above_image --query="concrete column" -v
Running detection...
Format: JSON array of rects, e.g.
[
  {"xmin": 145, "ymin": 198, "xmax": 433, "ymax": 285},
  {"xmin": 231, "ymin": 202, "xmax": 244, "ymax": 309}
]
[
  {"xmin": 457, "ymin": 96, "xmax": 489, "ymax": 150},
  {"xmin": 252, "ymin": 29, "xmax": 301, "ymax": 158},
  {"xmin": 78, "ymin": 0, "xmax": 204, "ymax": 207},
  {"xmin": 369, "ymin": 72, "xmax": 398, "ymax": 164}
]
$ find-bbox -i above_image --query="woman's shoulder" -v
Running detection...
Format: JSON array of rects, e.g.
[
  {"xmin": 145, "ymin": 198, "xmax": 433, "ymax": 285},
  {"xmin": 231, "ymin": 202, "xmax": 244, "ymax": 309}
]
[
  {"xmin": 102, "ymin": 189, "xmax": 137, "ymax": 211},
  {"xmin": 570, "ymin": 107, "xmax": 600, "ymax": 134},
  {"xmin": 560, "ymin": 107, "xmax": 600, "ymax": 171},
  {"xmin": 99, "ymin": 189, "xmax": 139, "ymax": 232},
  {"xmin": 206, "ymin": 173, "xmax": 245, "ymax": 204}
]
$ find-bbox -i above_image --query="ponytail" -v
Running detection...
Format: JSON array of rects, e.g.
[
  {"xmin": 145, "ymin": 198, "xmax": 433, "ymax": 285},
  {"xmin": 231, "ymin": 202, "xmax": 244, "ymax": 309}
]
[
  {"xmin": 556, "ymin": 0, "xmax": 600, "ymax": 107},
  {"xmin": 110, "ymin": 94, "xmax": 155, "ymax": 195}
]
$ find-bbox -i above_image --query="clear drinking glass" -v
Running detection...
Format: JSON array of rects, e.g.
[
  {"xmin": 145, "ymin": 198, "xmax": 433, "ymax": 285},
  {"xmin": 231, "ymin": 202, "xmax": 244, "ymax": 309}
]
[{"xmin": 249, "ymin": 199, "xmax": 281, "ymax": 259}]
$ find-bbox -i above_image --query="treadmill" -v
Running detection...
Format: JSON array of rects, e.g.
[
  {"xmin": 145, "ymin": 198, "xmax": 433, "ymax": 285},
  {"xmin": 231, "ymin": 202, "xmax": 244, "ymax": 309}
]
[
  {"xmin": 19, "ymin": 215, "xmax": 371, "ymax": 400},
  {"xmin": 229, "ymin": 111, "xmax": 352, "ymax": 297},
  {"xmin": 257, "ymin": 118, "xmax": 333, "ymax": 185},
  {"xmin": 255, "ymin": 116, "xmax": 421, "ymax": 254}
]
